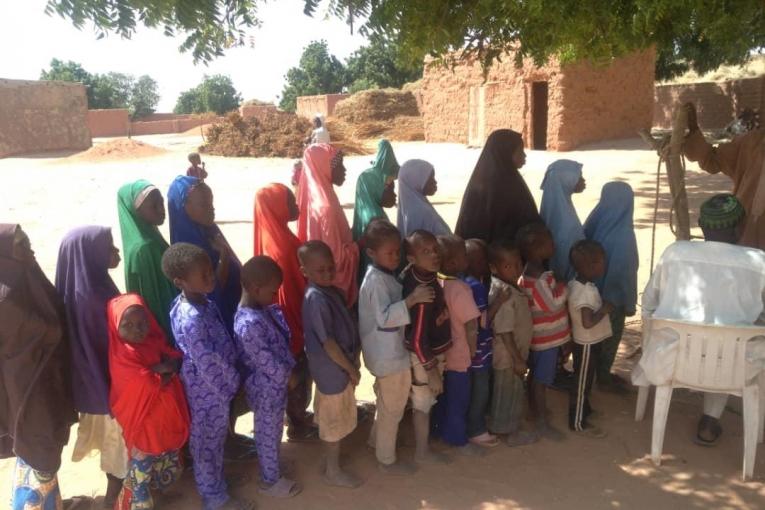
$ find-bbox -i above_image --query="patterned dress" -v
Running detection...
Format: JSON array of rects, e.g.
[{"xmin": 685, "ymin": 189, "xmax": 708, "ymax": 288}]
[
  {"xmin": 233, "ymin": 304, "xmax": 295, "ymax": 486},
  {"xmin": 116, "ymin": 450, "xmax": 183, "ymax": 510},
  {"xmin": 11, "ymin": 458, "xmax": 62, "ymax": 510},
  {"xmin": 170, "ymin": 295, "xmax": 240, "ymax": 510}
]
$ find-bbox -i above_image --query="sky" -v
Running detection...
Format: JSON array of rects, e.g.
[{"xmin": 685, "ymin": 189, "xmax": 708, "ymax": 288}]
[{"xmin": 0, "ymin": 0, "xmax": 368, "ymax": 111}]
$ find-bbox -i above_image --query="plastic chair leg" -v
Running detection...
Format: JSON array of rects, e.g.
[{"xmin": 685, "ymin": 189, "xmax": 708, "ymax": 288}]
[
  {"xmin": 758, "ymin": 372, "xmax": 765, "ymax": 444},
  {"xmin": 742, "ymin": 384, "xmax": 759, "ymax": 481},
  {"xmin": 651, "ymin": 385, "xmax": 673, "ymax": 466},
  {"xmin": 635, "ymin": 385, "xmax": 649, "ymax": 421}
]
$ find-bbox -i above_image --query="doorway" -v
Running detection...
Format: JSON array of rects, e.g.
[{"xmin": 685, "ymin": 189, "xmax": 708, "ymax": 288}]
[{"xmin": 532, "ymin": 82, "xmax": 549, "ymax": 150}]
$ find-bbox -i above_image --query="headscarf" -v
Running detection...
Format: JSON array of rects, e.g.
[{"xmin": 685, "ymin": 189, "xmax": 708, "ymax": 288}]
[
  {"xmin": 297, "ymin": 143, "xmax": 360, "ymax": 305},
  {"xmin": 55, "ymin": 226, "xmax": 120, "ymax": 415},
  {"xmin": 584, "ymin": 182, "xmax": 639, "ymax": 315},
  {"xmin": 108, "ymin": 293, "xmax": 189, "ymax": 455},
  {"xmin": 539, "ymin": 159, "xmax": 585, "ymax": 281},
  {"xmin": 0, "ymin": 224, "xmax": 76, "ymax": 472},
  {"xmin": 455, "ymin": 129, "xmax": 540, "ymax": 243},
  {"xmin": 254, "ymin": 183, "xmax": 306, "ymax": 355},
  {"xmin": 397, "ymin": 159, "xmax": 452, "ymax": 237},
  {"xmin": 167, "ymin": 175, "xmax": 242, "ymax": 331},
  {"xmin": 352, "ymin": 139, "xmax": 399, "ymax": 241},
  {"xmin": 117, "ymin": 180, "xmax": 178, "ymax": 340}
]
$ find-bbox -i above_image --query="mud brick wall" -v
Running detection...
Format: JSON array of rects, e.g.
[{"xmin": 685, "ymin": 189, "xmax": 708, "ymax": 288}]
[
  {"xmin": 296, "ymin": 94, "xmax": 349, "ymax": 119},
  {"xmin": 88, "ymin": 108, "xmax": 130, "ymax": 137}
]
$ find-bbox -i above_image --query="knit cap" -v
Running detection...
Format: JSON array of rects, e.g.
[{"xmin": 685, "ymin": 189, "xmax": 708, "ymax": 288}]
[{"xmin": 698, "ymin": 193, "xmax": 745, "ymax": 230}]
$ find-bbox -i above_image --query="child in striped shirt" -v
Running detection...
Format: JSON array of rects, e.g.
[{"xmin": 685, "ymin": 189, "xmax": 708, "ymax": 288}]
[{"xmin": 517, "ymin": 223, "xmax": 571, "ymax": 440}]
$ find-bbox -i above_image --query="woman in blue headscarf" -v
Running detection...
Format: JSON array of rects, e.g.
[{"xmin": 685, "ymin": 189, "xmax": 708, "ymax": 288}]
[
  {"xmin": 539, "ymin": 160, "xmax": 586, "ymax": 281},
  {"xmin": 167, "ymin": 176, "xmax": 241, "ymax": 334},
  {"xmin": 583, "ymin": 181, "xmax": 638, "ymax": 392}
]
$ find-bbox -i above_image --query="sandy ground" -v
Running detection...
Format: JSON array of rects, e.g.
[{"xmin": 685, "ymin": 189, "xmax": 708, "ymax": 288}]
[{"xmin": 2, "ymin": 132, "xmax": 764, "ymax": 509}]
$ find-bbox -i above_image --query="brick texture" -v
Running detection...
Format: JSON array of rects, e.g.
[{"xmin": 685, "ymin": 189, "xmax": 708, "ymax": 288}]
[{"xmin": 296, "ymin": 94, "xmax": 349, "ymax": 119}]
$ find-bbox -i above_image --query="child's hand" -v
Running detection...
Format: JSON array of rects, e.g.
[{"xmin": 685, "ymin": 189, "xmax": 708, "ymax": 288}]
[
  {"xmin": 435, "ymin": 308, "xmax": 449, "ymax": 326},
  {"xmin": 602, "ymin": 301, "xmax": 615, "ymax": 315},
  {"xmin": 288, "ymin": 371, "xmax": 300, "ymax": 391},
  {"xmin": 348, "ymin": 367, "xmax": 361, "ymax": 386},
  {"xmin": 160, "ymin": 373, "xmax": 173, "ymax": 386},
  {"xmin": 426, "ymin": 368, "xmax": 443, "ymax": 395},
  {"xmin": 512, "ymin": 355, "xmax": 527, "ymax": 377},
  {"xmin": 406, "ymin": 284, "xmax": 435, "ymax": 307},
  {"xmin": 211, "ymin": 234, "xmax": 229, "ymax": 257}
]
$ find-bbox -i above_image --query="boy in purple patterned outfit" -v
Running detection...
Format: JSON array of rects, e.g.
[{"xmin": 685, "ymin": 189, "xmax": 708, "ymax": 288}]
[
  {"xmin": 163, "ymin": 243, "xmax": 254, "ymax": 510},
  {"xmin": 234, "ymin": 256, "xmax": 301, "ymax": 498}
]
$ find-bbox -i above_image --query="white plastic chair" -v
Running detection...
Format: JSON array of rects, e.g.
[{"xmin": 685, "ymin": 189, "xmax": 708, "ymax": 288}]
[{"xmin": 634, "ymin": 318, "xmax": 765, "ymax": 480}]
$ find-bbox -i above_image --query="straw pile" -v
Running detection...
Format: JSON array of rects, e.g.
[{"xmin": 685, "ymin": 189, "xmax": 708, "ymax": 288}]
[
  {"xmin": 332, "ymin": 88, "xmax": 424, "ymax": 141},
  {"xmin": 202, "ymin": 111, "xmax": 311, "ymax": 158}
]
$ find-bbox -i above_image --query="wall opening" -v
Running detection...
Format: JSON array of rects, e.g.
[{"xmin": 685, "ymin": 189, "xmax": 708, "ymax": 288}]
[{"xmin": 532, "ymin": 82, "xmax": 549, "ymax": 150}]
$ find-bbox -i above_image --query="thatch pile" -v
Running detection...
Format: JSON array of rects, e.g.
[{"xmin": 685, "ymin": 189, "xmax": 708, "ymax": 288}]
[
  {"xmin": 332, "ymin": 88, "xmax": 424, "ymax": 141},
  {"xmin": 202, "ymin": 111, "xmax": 311, "ymax": 158}
]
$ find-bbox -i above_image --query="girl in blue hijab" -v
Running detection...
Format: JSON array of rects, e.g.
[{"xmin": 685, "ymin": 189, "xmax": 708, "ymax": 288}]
[
  {"xmin": 167, "ymin": 176, "xmax": 242, "ymax": 334},
  {"xmin": 539, "ymin": 160, "xmax": 586, "ymax": 281},
  {"xmin": 583, "ymin": 181, "xmax": 638, "ymax": 391}
]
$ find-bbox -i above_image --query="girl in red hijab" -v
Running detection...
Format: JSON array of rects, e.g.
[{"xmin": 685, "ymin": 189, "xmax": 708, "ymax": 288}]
[
  {"xmin": 108, "ymin": 293, "xmax": 189, "ymax": 510},
  {"xmin": 254, "ymin": 183, "xmax": 316, "ymax": 441}
]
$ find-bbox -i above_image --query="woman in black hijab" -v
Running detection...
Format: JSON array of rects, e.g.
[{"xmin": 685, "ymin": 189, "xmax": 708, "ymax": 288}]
[{"xmin": 455, "ymin": 130, "xmax": 541, "ymax": 243}]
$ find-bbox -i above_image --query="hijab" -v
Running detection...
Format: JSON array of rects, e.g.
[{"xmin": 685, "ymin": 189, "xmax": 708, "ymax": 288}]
[
  {"xmin": 584, "ymin": 182, "xmax": 639, "ymax": 315},
  {"xmin": 297, "ymin": 144, "xmax": 360, "ymax": 305},
  {"xmin": 397, "ymin": 159, "xmax": 452, "ymax": 237},
  {"xmin": 55, "ymin": 226, "xmax": 120, "ymax": 415},
  {"xmin": 108, "ymin": 293, "xmax": 189, "ymax": 455},
  {"xmin": 167, "ymin": 175, "xmax": 242, "ymax": 331},
  {"xmin": 455, "ymin": 129, "xmax": 540, "ymax": 243},
  {"xmin": 254, "ymin": 183, "xmax": 306, "ymax": 355},
  {"xmin": 539, "ymin": 159, "xmax": 585, "ymax": 281},
  {"xmin": 117, "ymin": 180, "xmax": 177, "ymax": 339},
  {"xmin": 352, "ymin": 139, "xmax": 399, "ymax": 241},
  {"xmin": 0, "ymin": 224, "xmax": 76, "ymax": 472}
]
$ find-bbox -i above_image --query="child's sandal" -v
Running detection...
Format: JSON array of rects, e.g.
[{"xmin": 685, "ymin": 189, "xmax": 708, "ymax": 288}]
[{"xmin": 259, "ymin": 477, "xmax": 302, "ymax": 498}]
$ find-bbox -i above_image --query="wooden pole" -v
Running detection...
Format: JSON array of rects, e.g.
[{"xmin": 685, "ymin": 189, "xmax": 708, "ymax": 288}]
[{"xmin": 667, "ymin": 106, "xmax": 691, "ymax": 240}]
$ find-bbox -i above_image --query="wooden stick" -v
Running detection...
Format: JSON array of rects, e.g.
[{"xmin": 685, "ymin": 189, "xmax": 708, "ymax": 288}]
[{"xmin": 667, "ymin": 106, "xmax": 691, "ymax": 240}]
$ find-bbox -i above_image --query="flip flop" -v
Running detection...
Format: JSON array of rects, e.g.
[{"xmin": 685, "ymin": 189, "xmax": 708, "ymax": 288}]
[
  {"xmin": 259, "ymin": 477, "xmax": 302, "ymax": 498},
  {"xmin": 469, "ymin": 433, "xmax": 500, "ymax": 447},
  {"xmin": 694, "ymin": 415, "xmax": 722, "ymax": 447}
]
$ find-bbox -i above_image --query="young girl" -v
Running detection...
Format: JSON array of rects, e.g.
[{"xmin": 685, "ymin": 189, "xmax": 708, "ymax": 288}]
[
  {"xmin": 2, "ymin": 224, "xmax": 77, "ymax": 510},
  {"xmin": 108, "ymin": 293, "xmax": 189, "ymax": 509},
  {"xmin": 397, "ymin": 159, "xmax": 451, "ymax": 237},
  {"xmin": 539, "ymin": 159, "xmax": 586, "ymax": 282},
  {"xmin": 583, "ymin": 182, "xmax": 639, "ymax": 392},
  {"xmin": 55, "ymin": 225, "xmax": 126, "ymax": 506}
]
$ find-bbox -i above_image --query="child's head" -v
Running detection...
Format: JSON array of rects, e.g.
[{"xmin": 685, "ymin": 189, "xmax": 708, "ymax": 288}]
[
  {"xmin": 241, "ymin": 256, "xmax": 283, "ymax": 307},
  {"xmin": 331, "ymin": 150, "xmax": 347, "ymax": 186},
  {"xmin": 188, "ymin": 152, "xmax": 202, "ymax": 167},
  {"xmin": 488, "ymin": 239, "xmax": 523, "ymax": 284},
  {"xmin": 363, "ymin": 219, "xmax": 401, "ymax": 272},
  {"xmin": 404, "ymin": 230, "xmax": 441, "ymax": 274},
  {"xmin": 380, "ymin": 181, "xmax": 397, "ymax": 208},
  {"xmin": 11, "ymin": 225, "xmax": 35, "ymax": 265},
  {"xmin": 118, "ymin": 304, "xmax": 150, "ymax": 344},
  {"xmin": 185, "ymin": 182, "xmax": 215, "ymax": 226},
  {"xmin": 516, "ymin": 222, "xmax": 554, "ymax": 263},
  {"xmin": 135, "ymin": 186, "xmax": 166, "ymax": 226},
  {"xmin": 437, "ymin": 235, "xmax": 468, "ymax": 276},
  {"xmin": 569, "ymin": 239, "xmax": 606, "ymax": 282},
  {"xmin": 313, "ymin": 115, "xmax": 323, "ymax": 129},
  {"xmin": 465, "ymin": 238, "xmax": 489, "ymax": 279},
  {"xmin": 162, "ymin": 242, "xmax": 216, "ymax": 295},
  {"xmin": 298, "ymin": 240, "xmax": 336, "ymax": 287}
]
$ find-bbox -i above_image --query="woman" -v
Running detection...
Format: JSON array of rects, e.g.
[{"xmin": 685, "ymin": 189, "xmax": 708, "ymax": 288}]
[
  {"xmin": 352, "ymin": 139, "xmax": 400, "ymax": 241},
  {"xmin": 583, "ymin": 182, "xmax": 639, "ymax": 391},
  {"xmin": 455, "ymin": 129, "xmax": 540, "ymax": 243},
  {"xmin": 254, "ymin": 183, "xmax": 316, "ymax": 441},
  {"xmin": 1, "ymin": 224, "xmax": 77, "ymax": 510},
  {"xmin": 167, "ymin": 176, "xmax": 241, "ymax": 333},
  {"xmin": 56, "ymin": 225, "xmax": 127, "ymax": 507},
  {"xmin": 397, "ymin": 159, "xmax": 451, "ymax": 237},
  {"xmin": 297, "ymin": 143, "xmax": 360, "ymax": 305},
  {"xmin": 539, "ymin": 159, "xmax": 586, "ymax": 281},
  {"xmin": 117, "ymin": 180, "xmax": 178, "ymax": 340}
]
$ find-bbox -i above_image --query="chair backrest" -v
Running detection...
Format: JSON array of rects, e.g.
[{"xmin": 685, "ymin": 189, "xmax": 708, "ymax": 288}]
[{"xmin": 651, "ymin": 318, "xmax": 765, "ymax": 392}]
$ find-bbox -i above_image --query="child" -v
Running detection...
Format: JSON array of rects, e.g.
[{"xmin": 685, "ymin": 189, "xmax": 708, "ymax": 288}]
[
  {"xmin": 298, "ymin": 241, "xmax": 362, "ymax": 488},
  {"xmin": 401, "ymin": 230, "xmax": 451, "ymax": 464},
  {"xmin": 187, "ymin": 152, "xmax": 208, "ymax": 180},
  {"xmin": 432, "ymin": 235, "xmax": 484, "ymax": 456},
  {"xmin": 108, "ymin": 293, "xmax": 189, "ymax": 510},
  {"xmin": 358, "ymin": 219, "xmax": 433, "ymax": 474},
  {"xmin": 517, "ymin": 223, "xmax": 571, "ymax": 440},
  {"xmin": 567, "ymin": 240, "xmax": 612, "ymax": 438},
  {"xmin": 162, "ymin": 243, "xmax": 253, "ymax": 510},
  {"xmin": 487, "ymin": 239, "xmax": 539, "ymax": 446},
  {"xmin": 233, "ymin": 256, "xmax": 301, "ymax": 497}
]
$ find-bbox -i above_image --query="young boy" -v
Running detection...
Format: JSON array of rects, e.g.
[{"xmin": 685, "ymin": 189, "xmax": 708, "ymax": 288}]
[
  {"xmin": 233, "ymin": 256, "xmax": 302, "ymax": 498},
  {"xmin": 433, "ymin": 235, "xmax": 484, "ymax": 455},
  {"xmin": 567, "ymin": 240, "xmax": 612, "ymax": 438},
  {"xmin": 163, "ymin": 243, "xmax": 253, "ymax": 510},
  {"xmin": 298, "ymin": 241, "xmax": 362, "ymax": 488},
  {"xmin": 517, "ymin": 223, "xmax": 571, "ymax": 440},
  {"xmin": 358, "ymin": 220, "xmax": 434, "ymax": 474},
  {"xmin": 401, "ymin": 230, "xmax": 452, "ymax": 464},
  {"xmin": 487, "ymin": 239, "xmax": 539, "ymax": 446},
  {"xmin": 187, "ymin": 152, "xmax": 208, "ymax": 180}
]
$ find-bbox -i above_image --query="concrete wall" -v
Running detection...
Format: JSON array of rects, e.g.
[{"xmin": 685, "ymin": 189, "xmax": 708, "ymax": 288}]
[
  {"xmin": 0, "ymin": 78, "xmax": 91, "ymax": 157},
  {"xmin": 653, "ymin": 76, "xmax": 765, "ymax": 130},
  {"xmin": 296, "ymin": 94, "xmax": 349, "ymax": 119},
  {"xmin": 88, "ymin": 109, "xmax": 130, "ymax": 137}
]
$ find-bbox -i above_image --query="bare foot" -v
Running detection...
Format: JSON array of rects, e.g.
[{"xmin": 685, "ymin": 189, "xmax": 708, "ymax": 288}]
[
  {"xmin": 572, "ymin": 426, "xmax": 607, "ymax": 439},
  {"xmin": 378, "ymin": 460, "xmax": 417, "ymax": 475},
  {"xmin": 322, "ymin": 469, "xmax": 363, "ymax": 488},
  {"xmin": 414, "ymin": 449, "xmax": 451, "ymax": 465},
  {"xmin": 506, "ymin": 429, "xmax": 540, "ymax": 447},
  {"xmin": 454, "ymin": 443, "xmax": 487, "ymax": 456}
]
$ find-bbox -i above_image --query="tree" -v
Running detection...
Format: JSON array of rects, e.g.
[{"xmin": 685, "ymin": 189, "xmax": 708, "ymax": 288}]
[
  {"xmin": 131, "ymin": 76, "xmax": 161, "ymax": 118},
  {"xmin": 174, "ymin": 75, "xmax": 242, "ymax": 114},
  {"xmin": 278, "ymin": 41, "xmax": 347, "ymax": 112},
  {"xmin": 345, "ymin": 34, "xmax": 422, "ymax": 91}
]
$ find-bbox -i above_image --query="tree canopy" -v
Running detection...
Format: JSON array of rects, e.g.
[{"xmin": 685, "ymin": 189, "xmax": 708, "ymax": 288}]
[
  {"xmin": 278, "ymin": 41, "xmax": 348, "ymax": 112},
  {"xmin": 174, "ymin": 74, "xmax": 242, "ymax": 114}
]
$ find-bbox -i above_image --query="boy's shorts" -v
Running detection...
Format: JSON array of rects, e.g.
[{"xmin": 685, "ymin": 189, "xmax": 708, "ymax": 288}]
[
  {"xmin": 314, "ymin": 383, "xmax": 357, "ymax": 442},
  {"xmin": 410, "ymin": 353, "xmax": 445, "ymax": 413},
  {"xmin": 528, "ymin": 347, "xmax": 559, "ymax": 386}
]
